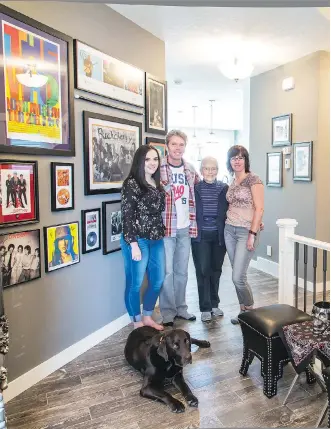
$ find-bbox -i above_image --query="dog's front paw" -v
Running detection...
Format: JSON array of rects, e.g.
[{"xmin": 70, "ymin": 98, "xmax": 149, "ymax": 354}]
[
  {"xmin": 200, "ymin": 340, "xmax": 211, "ymax": 348},
  {"xmin": 169, "ymin": 398, "xmax": 185, "ymax": 413},
  {"xmin": 186, "ymin": 394, "xmax": 199, "ymax": 407}
]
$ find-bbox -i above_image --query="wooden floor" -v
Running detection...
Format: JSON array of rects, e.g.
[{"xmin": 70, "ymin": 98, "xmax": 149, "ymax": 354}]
[{"xmin": 6, "ymin": 256, "xmax": 328, "ymax": 429}]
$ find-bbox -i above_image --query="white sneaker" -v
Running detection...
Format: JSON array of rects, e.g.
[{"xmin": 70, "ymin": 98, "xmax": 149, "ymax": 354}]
[
  {"xmin": 212, "ymin": 307, "xmax": 224, "ymax": 317},
  {"xmin": 201, "ymin": 312, "xmax": 212, "ymax": 322}
]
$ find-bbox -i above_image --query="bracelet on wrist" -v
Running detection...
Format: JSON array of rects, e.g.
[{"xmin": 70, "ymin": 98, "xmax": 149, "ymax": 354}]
[{"xmin": 249, "ymin": 230, "xmax": 257, "ymax": 236}]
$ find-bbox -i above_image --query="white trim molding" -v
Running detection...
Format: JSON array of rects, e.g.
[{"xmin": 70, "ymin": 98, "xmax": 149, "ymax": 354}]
[
  {"xmin": 250, "ymin": 256, "xmax": 330, "ymax": 293},
  {"xmin": 4, "ymin": 312, "xmax": 130, "ymax": 402}
]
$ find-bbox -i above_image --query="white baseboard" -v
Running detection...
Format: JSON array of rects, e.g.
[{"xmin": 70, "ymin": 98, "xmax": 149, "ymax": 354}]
[
  {"xmin": 4, "ymin": 312, "xmax": 130, "ymax": 402},
  {"xmin": 250, "ymin": 257, "xmax": 330, "ymax": 293}
]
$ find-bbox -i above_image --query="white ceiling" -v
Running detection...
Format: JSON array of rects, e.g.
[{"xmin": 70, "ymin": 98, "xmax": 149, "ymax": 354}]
[{"xmin": 109, "ymin": 5, "xmax": 329, "ymax": 129}]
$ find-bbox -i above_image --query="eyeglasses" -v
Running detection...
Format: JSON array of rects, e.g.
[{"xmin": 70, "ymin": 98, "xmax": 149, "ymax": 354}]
[
  {"xmin": 230, "ymin": 156, "xmax": 245, "ymax": 162},
  {"xmin": 202, "ymin": 167, "xmax": 218, "ymax": 172}
]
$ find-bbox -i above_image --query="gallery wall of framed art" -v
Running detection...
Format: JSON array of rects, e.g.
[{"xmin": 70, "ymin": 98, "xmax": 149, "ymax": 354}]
[{"xmin": 0, "ymin": 4, "xmax": 75, "ymax": 157}]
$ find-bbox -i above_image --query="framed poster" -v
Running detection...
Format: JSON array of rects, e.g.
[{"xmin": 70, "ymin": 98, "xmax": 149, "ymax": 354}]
[
  {"xmin": 83, "ymin": 111, "xmax": 142, "ymax": 195},
  {"xmin": 145, "ymin": 73, "xmax": 168, "ymax": 135},
  {"xmin": 0, "ymin": 5, "xmax": 75, "ymax": 156},
  {"xmin": 0, "ymin": 160, "xmax": 39, "ymax": 228},
  {"xmin": 81, "ymin": 208, "xmax": 101, "ymax": 254},
  {"xmin": 44, "ymin": 221, "xmax": 80, "ymax": 273},
  {"xmin": 102, "ymin": 200, "xmax": 121, "ymax": 255},
  {"xmin": 272, "ymin": 114, "xmax": 292, "ymax": 147},
  {"xmin": 146, "ymin": 137, "xmax": 167, "ymax": 159},
  {"xmin": 74, "ymin": 40, "xmax": 144, "ymax": 107},
  {"xmin": 266, "ymin": 152, "xmax": 283, "ymax": 187},
  {"xmin": 0, "ymin": 229, "xmax": 40, "ymax": 288},
  {"xmin": 293, "ymin": 141, "xmax": 313, "ymax": 182},
  {"xmin": 50, "ymin": 162, "xmax": 74, "ymax": 212}
]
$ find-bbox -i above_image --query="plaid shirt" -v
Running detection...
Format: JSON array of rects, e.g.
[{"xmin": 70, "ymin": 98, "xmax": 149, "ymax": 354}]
[{"xmin": 160, "ymin": 157, "xmax": 200, "ymax": 238}]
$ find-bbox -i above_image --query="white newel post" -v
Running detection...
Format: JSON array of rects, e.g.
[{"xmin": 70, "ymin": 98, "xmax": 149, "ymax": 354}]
[{"xmin": 276, "ymin": 219, "xmax": 298, "ymax": 306}]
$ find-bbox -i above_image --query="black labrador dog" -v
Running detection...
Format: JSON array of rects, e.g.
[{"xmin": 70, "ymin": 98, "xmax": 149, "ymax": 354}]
[{"xmin": 124, "ymin": 326, "xmax": 210, "ymax": 412}]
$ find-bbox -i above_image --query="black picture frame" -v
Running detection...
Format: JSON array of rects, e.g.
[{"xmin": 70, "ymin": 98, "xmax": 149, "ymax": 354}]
[
  {"xmin": 81, "ymin": 208, "xmax": 101, "ymax": 254},
  {"xmin": 266, "ymin": 152, "xmax": 283, "ymax": 187},
  {"xmin": 102, "ymin": 200, "xmax": 122, "ymax": 255},
  {"xmin": 0, "ymin": 228, "xmax": 41, "ymax": 288},
  {"xmin": 0, "ymin": 159, "xmax": 39, "ymax": 228},
  {"xmin": 44, "ymin": 221, "xmax": 80, "ymax": 273},
  {"xmin": 50, "ymin": 162, "xmax": 75, "ymax": 212},
  {"xmin": 145, "ymin": 73, "xmax": 168, "ymax": 135},
  {"xmin": 293, "ymin": 141, "xmax": 313, "ymax": 182},
  {"xmin": 83, "ymin": 111, "xmax": 142, "ymax": 195},
  {"xmin": 272, "ymin": 114, "xmax": 292, "ymax": 147},
  {"xmin": 146, "ymin": 137, "xmax": 167, "ymax": 158},
  {"xmin": 74, "ymin": 39, "xmax": 145, "ymax": 109},
  {"xmin": 0, "ymin": 5, "xmax": 75, "ymax": 156}
]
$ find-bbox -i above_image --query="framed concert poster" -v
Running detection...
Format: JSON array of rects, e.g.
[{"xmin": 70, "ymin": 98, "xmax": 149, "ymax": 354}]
[
  {"xmin": 145, "ymin": 73, "xmax": 168, "ymax": 135},
  {"xmin": 83, "ymin": 111, "xmax": 142, "ymax": 195},
  {"xmin": 81, "ymin": 208, "xmax": 101, "ymax": 254},
  {"xmin": 50, "ymin": 162, "xmax": 74, "ymax": 212},
  {"xmin": 146, "ymin": 137, "xmax": 167, "ymax": 158},
  {"xmin": 74, "ymin": 40, "xmax": 144, "ymax": 107},
  {"xmin": 102, "ymin": 200, "xmax": 121, "ymax": 255},
  {"xmin": 0, "ymin": 228, "xmax": 41, "ymax": 288},
  {"xmin": 44, "ymin": 221, "xmax": 80, "ymax": 273},
  {"xmin": 0, "ymin": 160, "xmax": 39, "ymax": 228},
  {"xmin": 0, "ymin": 5, "xmax": 75, "ymax": 156}
]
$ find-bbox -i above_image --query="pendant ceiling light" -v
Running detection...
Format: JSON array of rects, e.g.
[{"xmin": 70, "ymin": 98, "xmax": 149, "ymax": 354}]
[
  {"xmin": 192, "ymin": 105, "xmax": 197, "ymax": 138},
  {"xmin": 209, "ymin": 100, "xmax": 215, "ymax": 135},
  {"xmin": 218, "ymin": 57, "xmax": 254, "ymax": 82}
]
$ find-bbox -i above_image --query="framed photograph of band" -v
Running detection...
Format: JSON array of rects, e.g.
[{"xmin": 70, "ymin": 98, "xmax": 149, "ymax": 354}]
[
  {"xmin": 50, "ymin": 162, "xmax": 74, "ymax": 212},
  {"xmin": 272, "ymin": 113, "xmax": 292, "ymax": 147},
  {"xmin": 83, "ymin": 111, "xmax": 142, "ymax": 195},
  {"xmin": 102, "ymin": 200, "xmax": 121, "ymax": 255},
  {"xmin": 0, "ymin": 228, "xmax": 41, "ymax": 288},
  {"xmin": 0, "ymin": 160, "xmax": 39, "ymax": 228},
  {"xmin": 81, "ymin": 208, "xmax": 101, "ymax": 254},
  {"xmin": 74, "ymin": 40, "xmax": 144, "ymax": 107},
  {"xmin": 293, "ymin": 141, "xmax": 313, "ymax": 182},
  {"xmin": 266, "ymin": 152, "xmax": 283, "ymax": 187},
  {"xmin": 145, "ymin": 74, "xmax": 168, "ymax": 135},
  {"xmin": 44, "ymin": 221, "xmax": 80, "ymax": 273},
  {"xmin": 0, "ymin": 4, "xmax": 75, "ymax": 156},
  {"xmin": 146, "ymin": 137, "xmax": 167, "ymax": 158}
]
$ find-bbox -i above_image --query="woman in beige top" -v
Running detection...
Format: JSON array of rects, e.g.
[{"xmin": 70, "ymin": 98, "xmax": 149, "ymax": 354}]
[{"xmin": 224, "ymin": 145, "xmax": 264, "ymax": 324}]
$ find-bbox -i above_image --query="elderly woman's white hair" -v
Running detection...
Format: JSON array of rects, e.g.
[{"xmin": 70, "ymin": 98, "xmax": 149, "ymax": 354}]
[{"xmin": 200, "ymin": 156, "xmax": 219, "ymax": 172}]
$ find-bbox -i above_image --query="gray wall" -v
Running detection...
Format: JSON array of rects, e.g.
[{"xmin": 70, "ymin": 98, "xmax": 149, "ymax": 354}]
[
  {"xmin": 1, "ymin": 1, "xmax": 165, "ymax": 381},
  {"xmin": 250, "ymin": 51, "xmax": 329, "ymax": 280}
]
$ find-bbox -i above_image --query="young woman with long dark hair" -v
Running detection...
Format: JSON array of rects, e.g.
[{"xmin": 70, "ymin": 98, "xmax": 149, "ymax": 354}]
[{"xmin": 120, "ymin": 145, "xmax": 165, "ymax": 330}]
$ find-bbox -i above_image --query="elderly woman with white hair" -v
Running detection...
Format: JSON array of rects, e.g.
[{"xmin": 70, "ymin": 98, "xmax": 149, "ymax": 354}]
[{"xmin": 191, "ymin": 156, "xmax": 229, "ymax": 323}]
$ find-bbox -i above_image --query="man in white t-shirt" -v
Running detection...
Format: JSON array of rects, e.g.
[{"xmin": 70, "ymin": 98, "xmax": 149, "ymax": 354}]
[{"xmin": 159, "ymin": 130, "xmax": 200, "ymax": 326}]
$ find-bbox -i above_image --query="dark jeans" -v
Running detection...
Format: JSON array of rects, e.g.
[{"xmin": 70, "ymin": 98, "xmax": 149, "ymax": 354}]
[{"xmin": 191, "ymin": 230, "xmax": 226, "ymax": 312}]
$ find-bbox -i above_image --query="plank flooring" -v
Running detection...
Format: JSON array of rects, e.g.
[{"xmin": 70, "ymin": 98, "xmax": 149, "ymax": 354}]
[{"xmin": 6, "ymin": 256, "xmax": 329, "ymax": 428}]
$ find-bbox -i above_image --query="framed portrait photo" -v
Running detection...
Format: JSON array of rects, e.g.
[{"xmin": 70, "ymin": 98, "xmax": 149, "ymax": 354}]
[
  {"xmin": 146, "ymin": 137, "xmax": 167, "ymax": 159},
  {"xmin": 0, "ymin": 5, "xmax": 75, "ymax": 156},
  {"xmin": 102, "ymin": 200, "xmax": 121, "ymax": 255},
  {"xmin": 0, "ymin": 229, "xmax": 41, "ymax": 288},
  {"xmin": 81, "ymin": 208, "xmax": 101, "ymax": 254},
  {"xmin": 0, "ymin": 160, "xmax": 39, "ymax": 228},
  {"xmin": 266, "ymin": 152, "xmax": 283, "ymax": 187},
  {"xmin": 293, "ymin": 141, "xmax": 313, "ymax": 182},
  {"xmin": 50, "ymin": 162, "xmax": 74, "ymax": 212},
  {"xmin": 44, "ymin": 221, "xmax": 80, "ymax": 273},
  {"xmin": 145, "ymin": 74, "xmax": 168, "ymax": 135},
  {"xmin": 74, "ymin": 40, "xmax": 144, "ymax": 107},
  {"xmin": 83, "ymin": 111, "xmax": 142, "ymax": 195},
  {"xmin": 272, "ymin": 114, "xmax": 292, "ymax": 147}
]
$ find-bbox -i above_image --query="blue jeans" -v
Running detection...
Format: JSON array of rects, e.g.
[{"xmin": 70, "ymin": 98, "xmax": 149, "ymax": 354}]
[
  {"xmin": 120, "ymin": 236, "xmax": 165, "ymax": 322},
  {"xmin": 224, "ymin": 224, "xmax": 259, "ymax": 307}
]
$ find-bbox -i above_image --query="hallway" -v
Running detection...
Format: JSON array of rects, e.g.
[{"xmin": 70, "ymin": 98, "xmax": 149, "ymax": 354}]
[{"xmin": 6, "ymin": 257, "xmax": 328, "ymax": 428}]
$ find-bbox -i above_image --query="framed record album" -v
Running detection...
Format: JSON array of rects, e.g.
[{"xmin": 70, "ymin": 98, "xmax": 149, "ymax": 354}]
[
  {"xmin": 50, "ymin": 162, "xmax": 74, "ymax": 211},
  {"xmin": 81, "ymin": 208, "xmax": 101, "ymax": 254}
]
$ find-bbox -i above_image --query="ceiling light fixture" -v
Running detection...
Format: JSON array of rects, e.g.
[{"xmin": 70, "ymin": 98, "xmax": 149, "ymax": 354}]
[
  {"xmin": 209, "ymin": 100, "xmax": 215, "ymax": 135},
  {"xmin": 218, "ymin": 57, "xmax": 254, "ymax": 82},
  {"xmin": 192, "ymin": 105, "xmax": 197, "ymax": 138}
]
